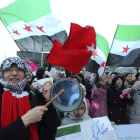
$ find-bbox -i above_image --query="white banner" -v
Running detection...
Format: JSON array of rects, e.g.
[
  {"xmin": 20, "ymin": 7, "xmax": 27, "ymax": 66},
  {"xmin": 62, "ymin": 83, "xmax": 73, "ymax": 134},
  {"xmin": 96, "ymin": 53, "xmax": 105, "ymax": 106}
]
[
  {"xmin": 56, "ymin": 116, "xmax": 117, "ymax": 140},
  {"xmin": 116, "ymin": 124, "xmax": 140, "ymax": 140}
]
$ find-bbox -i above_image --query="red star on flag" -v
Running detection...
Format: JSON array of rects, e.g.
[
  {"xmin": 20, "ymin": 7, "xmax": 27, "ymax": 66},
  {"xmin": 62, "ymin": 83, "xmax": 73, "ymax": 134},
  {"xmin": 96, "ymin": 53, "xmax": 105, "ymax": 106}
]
[
  {"xmin": 92, "ymin": 51, "xmax": 98, "ymax": 58},
  {"xmin": 100, "ymin": 62, "xmax": 106, "ymax": 67},
  {"xmin": 23, "ymin": 25, "xmax": 32, "ymax": 32},
  {"xmin": 122, "ymin": 45, "xmax": 130, "ymax": 53},
  {"xmin": 13, "ymin": 30, "xmax": 20, "ymax": 35},
  {"xmin": 37, "ymin": 26, "xmax": 45, "ymax": 33}
]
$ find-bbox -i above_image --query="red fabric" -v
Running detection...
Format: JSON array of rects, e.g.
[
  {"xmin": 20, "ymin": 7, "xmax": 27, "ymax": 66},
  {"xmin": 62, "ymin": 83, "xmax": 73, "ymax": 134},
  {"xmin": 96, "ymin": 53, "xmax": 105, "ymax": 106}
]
[
  {"xmin": 1, "ymin": 91, "xmax": 39, "ymax": 140},
  {"xmin": 46, "ymin": 23, "xmax": 96, "ymax": 74}
]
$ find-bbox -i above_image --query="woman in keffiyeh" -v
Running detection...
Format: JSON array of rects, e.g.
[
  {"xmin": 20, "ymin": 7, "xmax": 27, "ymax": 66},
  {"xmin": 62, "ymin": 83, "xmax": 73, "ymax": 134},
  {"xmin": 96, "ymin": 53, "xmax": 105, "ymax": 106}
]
[{"xmin": 0, "ymin": 57, "xmax": 57, "ymax": 140}]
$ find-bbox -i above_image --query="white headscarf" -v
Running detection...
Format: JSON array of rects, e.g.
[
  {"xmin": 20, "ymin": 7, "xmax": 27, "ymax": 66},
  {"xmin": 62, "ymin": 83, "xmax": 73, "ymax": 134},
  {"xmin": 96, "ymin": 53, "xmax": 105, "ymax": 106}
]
[{"xmin": 67, "ymin": 98, "xmax": 88, "ymax": 120}]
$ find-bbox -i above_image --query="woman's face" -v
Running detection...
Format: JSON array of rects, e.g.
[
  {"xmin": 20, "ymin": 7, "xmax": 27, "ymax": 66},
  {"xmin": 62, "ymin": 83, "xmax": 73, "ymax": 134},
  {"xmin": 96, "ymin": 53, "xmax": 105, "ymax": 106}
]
[
  {"xmin": 99, "ymin": 75, "xmax": 106, "ymax": 85},
  {"xmin": 73, "ymin": 102, "xmax": 85, "ymax": 118},
  {"xmin": 93, "ymin": 74, "xmax": 96, "ymax": 80},
  {"xmin": 115, "ymin": 78, "xmax": 123, "ymax": 87},
  {"xmin": 3, "ymin": 66, "xmax": 25, "ymax": 84},
  {"xmin": 26, "ymin": 66, "xmax": 32, "ymax": 82},
  {"xmin": 86, "ymin": 72, "xmax": 91, "ymax": 78},
  {"xmin": 132, "ymin": 74, "xmax": 136, "ymax": 81}
]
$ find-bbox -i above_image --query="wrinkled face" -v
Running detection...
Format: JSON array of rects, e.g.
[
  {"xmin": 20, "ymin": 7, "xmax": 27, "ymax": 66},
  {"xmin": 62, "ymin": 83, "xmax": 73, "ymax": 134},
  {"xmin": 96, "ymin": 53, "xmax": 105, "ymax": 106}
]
[
  {"xmin": 115, "ymin": 78, "xmax": 123, "ymax": 87},
  {"xmin": 26, "ymin": 66, "xmax": 32, "ymax": 82},
  {"xmin": 3, "ymin": 66, "xmax": 25, "ymax": 84},
  {"xmin": 73, "ymin": 102, "xmax": 85, "ymax": 118},
  {"xmin": 99, "ymin": 75, "xmax": 106, "ymax": 85},
  {"xmin": 125, "ymin": 74, "xmax": 132, "ymax": 82}
]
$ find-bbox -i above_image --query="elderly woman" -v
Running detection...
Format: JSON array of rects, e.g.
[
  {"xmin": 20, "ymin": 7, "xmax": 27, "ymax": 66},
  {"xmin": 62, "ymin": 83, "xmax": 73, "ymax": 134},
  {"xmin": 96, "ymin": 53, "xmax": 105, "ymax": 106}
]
[{"xmin": 0, "ymin": 57, "xmax": 57, "ymax": 140}]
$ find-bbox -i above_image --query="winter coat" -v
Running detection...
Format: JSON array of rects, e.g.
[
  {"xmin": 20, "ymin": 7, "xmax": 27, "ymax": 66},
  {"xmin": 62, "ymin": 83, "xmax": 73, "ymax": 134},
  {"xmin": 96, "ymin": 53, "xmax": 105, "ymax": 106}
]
[
  {"xmin": 107, "ymin": 76, "xmax": 134, "ymax": 125},
  {"xmin": 0, "ymin": 84, "xmax": 57, "ymax": 140},
  {"xmin": 61, "ymin": 100, "xmax": 91, "ymax": 126},
  {"xmin": 127, "ymin": 81, "xmax": 140, "ymax": 124},
  {"xmin": 89, "ymin": 84, "xmax": 108, "ymax": 118}
]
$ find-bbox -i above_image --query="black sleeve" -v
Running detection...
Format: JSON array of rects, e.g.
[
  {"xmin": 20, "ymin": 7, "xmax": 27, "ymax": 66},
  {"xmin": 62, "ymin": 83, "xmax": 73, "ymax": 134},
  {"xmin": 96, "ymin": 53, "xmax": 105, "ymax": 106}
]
[
  {"xmin": 126, "ymin": 97, "xmax": 134, "ymax": 105},
  {"xmin": 107, "ymin": 89, "xmax": 124, "ymax": 108},
  {"xmin": 31, "ymin": 89, "xmax": 58, "ymax": 140},
  {"xmin": 37, "ymin": 104, "xmax": 57, "ymax": 140},
  {"xmin": 0, "ymin": 117, "xmax": 30, "ymax": 140}
]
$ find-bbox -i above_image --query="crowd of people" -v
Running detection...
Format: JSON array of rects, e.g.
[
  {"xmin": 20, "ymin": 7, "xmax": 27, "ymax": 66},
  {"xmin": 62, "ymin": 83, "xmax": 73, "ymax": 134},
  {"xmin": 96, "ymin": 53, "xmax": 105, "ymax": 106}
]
[{"xmin": 0, "ymin": 56, "xmax": 140, "ymax": 140}]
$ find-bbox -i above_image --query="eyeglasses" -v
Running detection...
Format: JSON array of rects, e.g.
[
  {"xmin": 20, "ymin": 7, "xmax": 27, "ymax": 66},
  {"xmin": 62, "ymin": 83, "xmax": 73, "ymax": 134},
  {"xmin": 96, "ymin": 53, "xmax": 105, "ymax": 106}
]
[{"xmin": 4, "ymin": 67, "xmax": 24, "ymax": 73}]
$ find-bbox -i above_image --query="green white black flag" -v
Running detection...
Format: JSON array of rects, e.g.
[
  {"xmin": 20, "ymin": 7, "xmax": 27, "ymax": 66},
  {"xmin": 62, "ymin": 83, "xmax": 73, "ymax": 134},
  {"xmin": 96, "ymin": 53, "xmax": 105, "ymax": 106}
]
[
  {"xmin": 106, "ymin": 25, "xmax": 140, "ymax": 66},
  {"xmin": 0, "ymin": 0, "xmax": 68, "ymax": 52}
]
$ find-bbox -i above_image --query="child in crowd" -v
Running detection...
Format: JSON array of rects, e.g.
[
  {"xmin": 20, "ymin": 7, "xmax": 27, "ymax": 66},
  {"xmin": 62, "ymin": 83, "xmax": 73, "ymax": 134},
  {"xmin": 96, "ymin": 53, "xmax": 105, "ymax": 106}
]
[
  {"xmin": 60, "ymin": 99, "xmax": 91, "ymax": 126},
  {"xmin": 89, "ymin": 74, "xmax": 108, "ymax": 118}
]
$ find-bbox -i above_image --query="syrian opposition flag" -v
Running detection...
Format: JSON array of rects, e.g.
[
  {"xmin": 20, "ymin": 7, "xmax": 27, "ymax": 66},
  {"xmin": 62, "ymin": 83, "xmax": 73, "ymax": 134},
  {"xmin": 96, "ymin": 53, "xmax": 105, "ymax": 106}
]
[
  {"xmin": 85, "ymin": 33, "xmax": 110, "ymax": 76},
  {"xmin": 46, "ymin": 23, "xmax": 96, "ymax": 74},
  {"xmin": 0, "ymin": 0, "xmax": 68, "ymax": 52},
  {"xmin": 106, "ymin": 25, "xmax": 140, "ymax": 66}
]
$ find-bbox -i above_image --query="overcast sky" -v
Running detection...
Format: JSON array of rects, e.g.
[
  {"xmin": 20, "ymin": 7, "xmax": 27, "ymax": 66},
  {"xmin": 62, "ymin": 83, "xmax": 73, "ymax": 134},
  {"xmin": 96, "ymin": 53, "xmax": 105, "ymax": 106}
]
[{"xmin": 0, "ymin": 0, "xmax": 140, "ymax": 63}]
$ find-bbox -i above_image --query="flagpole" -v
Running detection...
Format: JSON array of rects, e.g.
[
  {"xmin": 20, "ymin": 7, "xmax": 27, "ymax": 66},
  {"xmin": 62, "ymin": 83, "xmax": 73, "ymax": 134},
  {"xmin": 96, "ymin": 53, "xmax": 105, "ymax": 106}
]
[
  {"xmin": 53, "ymin": 67, "xmax": 63, "ymax": 80},
  {"xmin": 105, "ymin": 24, "xmax": 119, "ymax": 70}
]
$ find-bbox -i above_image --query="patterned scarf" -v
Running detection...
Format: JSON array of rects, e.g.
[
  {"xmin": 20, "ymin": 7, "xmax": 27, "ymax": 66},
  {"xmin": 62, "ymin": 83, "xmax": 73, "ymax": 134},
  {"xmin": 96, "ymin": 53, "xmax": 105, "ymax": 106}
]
[{"xmin": 0, "ymin": 57, "xmax": 39, "ymax": 140}]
